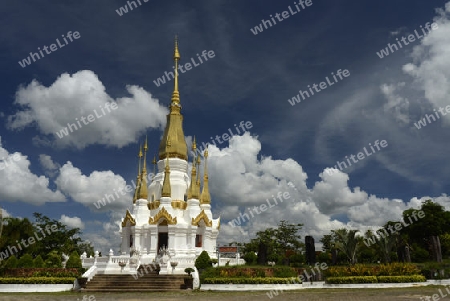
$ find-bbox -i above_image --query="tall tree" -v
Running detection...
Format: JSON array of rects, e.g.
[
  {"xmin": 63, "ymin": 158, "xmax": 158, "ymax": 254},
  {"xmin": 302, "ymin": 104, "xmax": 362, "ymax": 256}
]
[
  {"xmin": 403, "ymin": 200, "xmax": 450, "ymax": 262},
  {"xmin": 332, "ymin": 228, "xmax": 359, "ymax": 265}
]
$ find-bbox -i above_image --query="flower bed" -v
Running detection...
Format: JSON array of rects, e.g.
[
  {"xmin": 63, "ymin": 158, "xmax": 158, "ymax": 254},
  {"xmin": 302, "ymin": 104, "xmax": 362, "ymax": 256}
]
[
  {"xmin": 0, "ymin": 277, "xmax": 76, "ymax": 284},
  {"xmin": 326, "ymin": 275, "xmax": 426, "ymax": 284},
  {"xmin": 203, "ymin": 277, "xmax": 302, "ymax": 284}
]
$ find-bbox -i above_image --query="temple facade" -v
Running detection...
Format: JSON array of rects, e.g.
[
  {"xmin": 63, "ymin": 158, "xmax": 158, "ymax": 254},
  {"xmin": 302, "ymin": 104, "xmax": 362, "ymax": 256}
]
[{"xmin": 117, "ymin": 38, "xmax": 219, "ymax": 273}]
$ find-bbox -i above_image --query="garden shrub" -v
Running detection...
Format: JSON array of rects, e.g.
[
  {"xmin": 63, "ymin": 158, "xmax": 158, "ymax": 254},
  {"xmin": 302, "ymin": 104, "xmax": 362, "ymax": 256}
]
[
  {"xmin": 17, "ymin": 254, "xmax": 34, "ymax": 268},
  {"xmin": 33, "ymin": 255, "xmax": 44, "ymax": 268},
  {"xmin": 45, "ymin": 251, "xmax": 61, "ymax": 268},
  {"xmin": 195, "ymin": 251, "xmax": 211, "ymax": 271},
  {"xmin": 65, "ymin": 251, "xmax": 82, "ymax": 269},
  {"xmin": 4, "ymin": 256, "xmax": 18, "ymax": 268}
]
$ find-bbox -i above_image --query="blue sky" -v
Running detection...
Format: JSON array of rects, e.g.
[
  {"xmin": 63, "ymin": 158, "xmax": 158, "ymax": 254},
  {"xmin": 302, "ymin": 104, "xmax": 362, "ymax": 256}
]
[{"xmin": 1, "ymin": 0, "xmax": 450, "ymax": 251}]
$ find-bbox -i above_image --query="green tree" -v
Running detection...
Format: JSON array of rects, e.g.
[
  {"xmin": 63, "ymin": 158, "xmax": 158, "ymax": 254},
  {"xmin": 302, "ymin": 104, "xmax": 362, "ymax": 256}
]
[
  {"xmin": 32, "ymin": 213, "xmax": 86, "ymax": 256},
  {"xmin": 65, "ymin": 251, "xmax": 82, "ymax": 268},
  {"xmin": 243, "ymin": 251, "xmax": 257, "ymax": 265},
  {"xmin": 402, "ymin": 200, "xmax": 450, "ymax": 262},
  {"xmin": 0, "ymin": 217, "xmax": 36, "ymax": 259},
  {"xmin": 244, "ymin": 220, "xmax": 304, "ymax": 265},
  {"xmin": 44, "ymin": 250, "xmax": 62, "ymax": 268},
  {"xmin": 17, "ymin": 254, "xmax": 34, "ymax": 268},
  {"xmin": 332, "ymin": 228, "xmax": 359, "ymax": 265},
  {"xmin": 195, "ymin": 251, "xmax": 211, "ymax": 271},
  {"xmin": 4, "ymin": 255, "xmax": 18, "ymax": 268},
  {"xmin": 33, "ymin": 255, "xmax": 44, "ymax": 268}
]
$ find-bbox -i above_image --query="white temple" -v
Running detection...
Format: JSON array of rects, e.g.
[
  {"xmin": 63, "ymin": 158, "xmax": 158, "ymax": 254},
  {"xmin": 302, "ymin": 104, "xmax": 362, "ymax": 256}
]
[{"xmin": 82, "ymin": 38, "xmax": 220, "ymax": 276}]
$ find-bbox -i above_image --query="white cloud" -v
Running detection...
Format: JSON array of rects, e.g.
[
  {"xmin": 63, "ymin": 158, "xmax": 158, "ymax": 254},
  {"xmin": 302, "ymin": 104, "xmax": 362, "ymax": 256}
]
[
  {"xmin": 0, "ymin": 136, "xmax": 65, "ymax": 205},
  {"xmin": 380, "ymin": 82, "xmax": 410, "ymax": 124},
  {"xmin": 55, "ymin": 161, "xmax": 132, "ymax": 211},
  {"xmin": 60, "ymin": 214, "xmax": 85, "ymax": 229},
  {"xmin": 39, "ymin": 154, "xmax": 60, "ymax": 177},
  {"xmin": 7, "ymin": 70, "xmax": 169, "ymax": 149},
  {"xmin": 401, "ymin": 4, "xmax": 450, "ymax": 125}
]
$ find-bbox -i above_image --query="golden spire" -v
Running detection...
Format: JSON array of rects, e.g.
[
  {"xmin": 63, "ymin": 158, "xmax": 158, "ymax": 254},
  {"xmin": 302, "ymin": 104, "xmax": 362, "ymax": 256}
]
[
  {"xmin": 195, "ymin": 155, "xmax": 201, "ymax": 197},
  {"xmin": 133, "ymin": 144, "xmax": 143, "ymax": 203},
  {"xmin": 188, "ymin": 138, "xmax": 197, "ymax": 199},
  {"xmin": 161, "ymin": 157, "xmax": 171, "ymax": 197},
  {"xmin": 172, "ymin": 35, "xmax": 180, "ymax": 103},
  {"xmin": 200, "ymin": 150, "xmax": 211, "ymax": 204},
  {"xmin": 137, "ymin": 137, "xmax": 148, "ymax": 200},
  {"xmin": 158, "ymin": 36, "xmax": 188, "ymax": 161},
  {"xmin": 152, "ymin": 154, "xmax": 156, "ymax": 180}
]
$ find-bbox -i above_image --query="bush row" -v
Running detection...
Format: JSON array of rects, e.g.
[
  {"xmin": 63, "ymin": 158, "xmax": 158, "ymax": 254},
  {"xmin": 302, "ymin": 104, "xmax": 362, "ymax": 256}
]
[
  {"xmin": 203, "ymin": 277, "xmax": 302, "ymax": 284},
  {"xmin": 325, "ymin": 275, "xmax": 426, "ymax": 284},
  {"xmin": 0, "ymin": 268, "xmax": 82, "ymax": 278},
  {"xmin": 324, "ymin": 263, "xmax": 421, "ymax": 277},
  {"xmin": 0, "ymin": 277, "xmax": 76, "ymax": 284},
  {"xmin": 200, "ymin": 266, "xmax": 298, "ymax": 279}
]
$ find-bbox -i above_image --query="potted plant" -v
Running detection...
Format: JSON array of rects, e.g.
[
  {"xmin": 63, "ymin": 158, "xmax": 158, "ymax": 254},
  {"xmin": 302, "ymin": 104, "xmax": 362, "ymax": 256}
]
[{"xmin": 184, "ymin": 268, "xmax": 195, "ymax": 289}]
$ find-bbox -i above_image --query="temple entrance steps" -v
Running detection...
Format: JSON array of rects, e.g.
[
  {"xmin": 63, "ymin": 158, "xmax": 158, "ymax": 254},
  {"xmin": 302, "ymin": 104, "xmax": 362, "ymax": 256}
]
[{"xmin": 82, "ymin": 266, "xmax": 190, "ymax": 292}]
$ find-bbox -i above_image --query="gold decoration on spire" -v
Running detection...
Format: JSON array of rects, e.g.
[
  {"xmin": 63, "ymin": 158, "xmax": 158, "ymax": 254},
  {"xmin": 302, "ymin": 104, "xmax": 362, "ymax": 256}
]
[
  {"xmin": 161, "ymin": 157, "xmax": 171, "ymax": 197},
  {"xmin": 133, "ymin": 144, "xmax": 143, "ymax": 203},
  {"xmin": 187, "ymin": 137, "xmax": 197, "ymax": 200},
  {"xmin": 196, "ymin": 155, "xmax": 201, "ymax": 195},
  {"xmin": 122, "ymin": 209, "xmax": 136, "ymax": 227},
  {"xmin": 200, "ymin": 149, "xmax": 211, "ymax": 204},
  {"xmin": 149, "ymin": 207, "xmax": 177, "ymax": 225},
  {"xmin": 191, "ymin": 210, "xmax": 212, "ymax": 227},
  {"xmin": 137, "ymin": 137, "xmax": 148, "ymax": 200},
  {"xmin": 158, "ymin": 36, "xmax": 188, "ymax": 161},
  {"xmin": 152, "ymin": 154, "xmax": 156, "ymax": 181}
]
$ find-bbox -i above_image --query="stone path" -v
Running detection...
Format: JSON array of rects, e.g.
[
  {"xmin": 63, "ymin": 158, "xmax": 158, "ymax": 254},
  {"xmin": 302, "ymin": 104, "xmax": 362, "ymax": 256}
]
[{"xmin": 0, "ymin": 287, "xmax": 444, "ymax": 300}]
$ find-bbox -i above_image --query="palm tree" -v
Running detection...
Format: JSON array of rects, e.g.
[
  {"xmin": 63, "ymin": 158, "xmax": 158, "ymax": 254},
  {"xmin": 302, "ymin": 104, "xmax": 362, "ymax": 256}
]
[
  {"xmin": 374, "ymin": 229, "xmax": 397, "ymax": 263},
  {"xmin": 332, "ymin": 228, "xmax": 360, "ymax": 265}
]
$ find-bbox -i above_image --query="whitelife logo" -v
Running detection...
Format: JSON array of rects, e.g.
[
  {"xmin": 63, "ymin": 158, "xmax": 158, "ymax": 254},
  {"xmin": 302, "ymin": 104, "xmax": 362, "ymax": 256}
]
[
  {"xmin": 153, "ymin": 50, "xmax": 215, "ymax": 87},
  {"xmin": 250, "ymin": 0, "xmax": 313, "ymax": 35},
  {"xmin": 191, "ymin": 121, "xmax": 253, "ymax": 158},
  {"xmin": 414, "ymin": 105, "xmax": 450, "ymax": 129},
  {"xmin": 287, "ymin": 69, "xmax": 350, "ymax": 106},
  {"xmin": 376, "ymin": 22, "xmax": 438, "ymax": 59},
  {"xmin": 18, "ymin": 31, "xmax": 81, "ymax": 68},
  {"xmin": 0, "ymin": 224, "xmax": 59, "ymax": 261},
  {"xmin": 55, "ymin": 102, "xmax": 119, "ymax": 139},
  {"xmin": 325, "ymin": 140, "xmax": 388, "ymax": 176},
  {"xmin": 363, "ymin": 210, "xmax": 425, "ymax": 247}
]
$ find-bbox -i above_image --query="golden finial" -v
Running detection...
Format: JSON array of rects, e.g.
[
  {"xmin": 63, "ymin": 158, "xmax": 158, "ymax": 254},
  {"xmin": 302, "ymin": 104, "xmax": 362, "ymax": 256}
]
[
  {"xmin": 200, "ymin": 150, "xmax": 211, "ymax": 204},
  {"xmin": 152, "ymin": 154, "xmax": 156, "ymax": 180},
  {"xmin": 157, "ymin": 37, "xmax": 188, "ymax": 161},
  {"xmin": 162, "ymin": 157, "xmax": 171, "ymax": 197},
  {"xmin": 137, "ymin": 140, "xmax": 149, "ymax": 200},
  {"xmin": 133, "ymin": 144, "xmax": 143, "ymax": 203},
  {"xmin": 192, "ymin": 136, "xmax": 197, "ymax": 151},
  {"xmin": 171, "ymin": 36, "xmax": 181, "ymax": 104},
  {"xmin": 139, "ymin": 144, "xmax": 143, "ymax": 158},
  {"xmin": 174, "ymin": 35, "xmax": 181, "ymax": 61}
]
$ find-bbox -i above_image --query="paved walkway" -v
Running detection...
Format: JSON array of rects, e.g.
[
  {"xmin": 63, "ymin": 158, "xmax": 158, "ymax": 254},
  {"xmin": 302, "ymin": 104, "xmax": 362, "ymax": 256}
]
[{"xmin": 0, "ymin": 287, "xmax": 447, "ymax": 301}]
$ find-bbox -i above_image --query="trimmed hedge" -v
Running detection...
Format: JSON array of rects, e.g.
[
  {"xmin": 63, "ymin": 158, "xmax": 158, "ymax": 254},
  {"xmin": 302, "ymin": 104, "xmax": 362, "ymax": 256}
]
[
  {"xmin": 324, "ymin": 263, "xmax": 421, "ymax": 277},
  {"xmin": 203, "ymin": 277, "xmax": 302, "ymax": 284},
  {"xmin": 326, "ymin": 276, "xmax": 378, "ymax": 284},
  {"xmin": 326, "ymin": 275, "xmax": 426, "ymax": 284},
  {"xmin": 0, "ymin": 268, "xmax": 81, "ymax": 278},
  {"xmin": 377, "ymin": 275, "xmax": 426, "ymax": 283},
  {"xmin": 0, "ymin": 277, "xmax": 75, "ymax": 284},
  {"xmin": 200, "ymin": 266, "xmax": 298, "ymax": 280}
]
